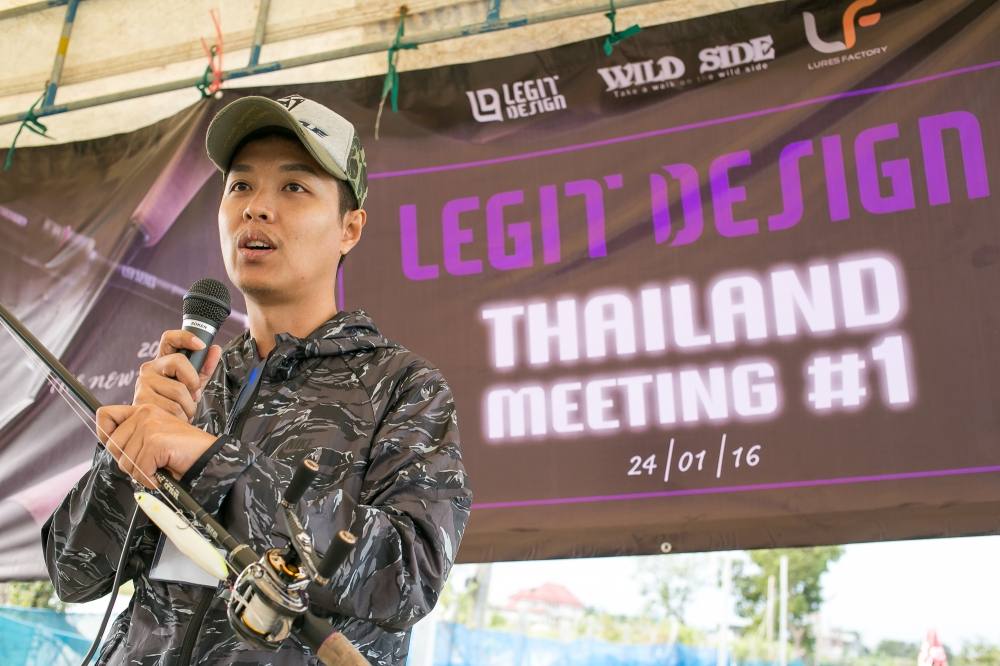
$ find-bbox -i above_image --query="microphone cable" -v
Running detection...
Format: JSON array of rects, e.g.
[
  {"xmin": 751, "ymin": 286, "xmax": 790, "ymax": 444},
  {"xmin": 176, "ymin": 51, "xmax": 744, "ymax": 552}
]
[{"xmin": 78, "ymin": 505, "xmax": 141, "ymax": 665}]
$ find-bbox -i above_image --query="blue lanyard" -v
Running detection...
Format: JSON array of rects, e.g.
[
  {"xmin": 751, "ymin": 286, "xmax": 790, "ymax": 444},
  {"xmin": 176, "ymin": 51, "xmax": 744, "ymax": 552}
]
[{"xmin": 224, "ymin": 361, "xmax": 263, "ymax": 435}]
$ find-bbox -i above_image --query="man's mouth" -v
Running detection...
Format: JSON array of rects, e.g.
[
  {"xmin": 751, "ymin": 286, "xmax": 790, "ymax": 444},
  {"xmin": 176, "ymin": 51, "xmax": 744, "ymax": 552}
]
[{"xmin": 238, "ymin": 232, "xmax": 277, "ymax": 258}]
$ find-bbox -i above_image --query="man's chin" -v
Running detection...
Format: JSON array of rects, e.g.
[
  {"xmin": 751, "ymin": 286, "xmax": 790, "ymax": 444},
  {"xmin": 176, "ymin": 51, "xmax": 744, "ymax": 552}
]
[{"xmin": 238, "ymin": 281, "xmax": 282, "ymax": 303}]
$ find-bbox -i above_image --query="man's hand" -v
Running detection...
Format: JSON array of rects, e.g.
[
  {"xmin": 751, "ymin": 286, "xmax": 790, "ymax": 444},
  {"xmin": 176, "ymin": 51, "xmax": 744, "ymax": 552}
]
[
  {"xmin": 96, "ymin": 404, "xmax": 217, "ymax": 489},
  {"xmin": 133, "ymin": 330, "xmax": 222, "ymax": 421}
]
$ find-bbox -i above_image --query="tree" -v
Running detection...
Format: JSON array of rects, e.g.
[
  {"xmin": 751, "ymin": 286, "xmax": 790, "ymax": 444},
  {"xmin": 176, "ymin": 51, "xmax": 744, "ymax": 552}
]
[
  {"xmin": 874, "ymin": 639, "xmax": 919, "ymax": 658},
  {"xmin": 0, "ymin": 580, "xmax": 63, "ymax": 610},
  {"xmin": 733, "ymin": 546, "xmax": 844, "ymax": 655},
  {"xmin": 637, "ymin": 554, "xmax": 706, "ymax": 623},
  {"xmin": 956, "ymin": 641, "xmax": 1000, "ymax": 666},
  {"xmin": 436, "ymin": 572, "xmax": 479, "ymax": 625}
]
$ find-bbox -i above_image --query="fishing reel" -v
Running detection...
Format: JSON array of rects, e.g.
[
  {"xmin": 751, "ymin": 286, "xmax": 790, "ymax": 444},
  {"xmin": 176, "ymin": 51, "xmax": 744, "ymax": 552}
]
[{"xmin": 227, "ymin": 457, "xmax": 358, "ymax": 651}]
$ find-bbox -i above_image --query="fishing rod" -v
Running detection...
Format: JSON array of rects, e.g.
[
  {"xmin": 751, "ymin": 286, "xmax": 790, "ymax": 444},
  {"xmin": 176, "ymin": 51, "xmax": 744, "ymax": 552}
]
[{"xmin": 0, "ymin": 300, "xmax": 368, "ymax": 665}]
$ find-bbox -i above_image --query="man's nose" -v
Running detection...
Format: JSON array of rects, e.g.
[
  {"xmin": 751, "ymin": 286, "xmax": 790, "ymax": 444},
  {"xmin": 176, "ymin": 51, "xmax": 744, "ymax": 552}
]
[{"xmin": 243, "ymin": 192, "xmax": 274, "ymax": 222}]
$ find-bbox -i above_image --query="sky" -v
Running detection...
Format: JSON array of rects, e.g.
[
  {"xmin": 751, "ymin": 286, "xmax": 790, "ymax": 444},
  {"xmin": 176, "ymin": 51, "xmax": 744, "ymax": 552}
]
[
  {"xmin": 448, "ymin": 533, "xmax": 1000, "ymax": 650},
  {"xmin": 820, "ymin": 535, "xmax": 1000, "ymax": 647}
]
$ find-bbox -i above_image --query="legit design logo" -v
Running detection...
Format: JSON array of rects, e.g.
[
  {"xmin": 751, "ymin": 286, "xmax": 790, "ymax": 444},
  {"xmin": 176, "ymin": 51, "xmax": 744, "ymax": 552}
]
[
  {"xmin": 466, "ymin": 76, "xmax": 566, "ymax": 123},
  {"xmin": 803, "ymin": 0, "xmax": 881, "ymax": 53}
]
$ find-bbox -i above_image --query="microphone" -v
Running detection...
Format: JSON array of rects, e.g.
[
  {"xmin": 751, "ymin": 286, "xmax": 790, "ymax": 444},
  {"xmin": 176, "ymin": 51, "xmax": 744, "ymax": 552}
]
[{"xmin": 182, "ymin": 278, "xmax": 231, "ymax": 372}]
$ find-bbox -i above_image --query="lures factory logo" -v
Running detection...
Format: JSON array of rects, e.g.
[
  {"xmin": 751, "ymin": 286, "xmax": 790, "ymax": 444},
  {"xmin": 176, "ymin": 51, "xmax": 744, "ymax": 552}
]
[{"xmin": 803, "ymin": 0, "xmax": 888, "ymax": 70}]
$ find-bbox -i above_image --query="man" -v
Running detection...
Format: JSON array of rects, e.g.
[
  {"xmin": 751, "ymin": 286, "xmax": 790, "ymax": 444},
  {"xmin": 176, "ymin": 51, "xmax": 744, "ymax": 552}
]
[{"xmin": 42, "ymin": 93, "xmax": 472, "ymax": 665}]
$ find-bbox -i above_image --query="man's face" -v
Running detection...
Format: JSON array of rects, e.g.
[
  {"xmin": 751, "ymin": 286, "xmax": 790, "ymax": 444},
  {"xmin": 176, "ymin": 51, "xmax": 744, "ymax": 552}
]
[{"xmin": 218, "ymin": 135, "xmax": 348, "ymax": 305}]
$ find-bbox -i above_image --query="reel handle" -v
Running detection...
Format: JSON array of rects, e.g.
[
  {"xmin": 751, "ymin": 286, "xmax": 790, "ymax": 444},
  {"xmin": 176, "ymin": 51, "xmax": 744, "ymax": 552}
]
[
  {"xmin": 284, "ymin": 458, "xmax": 320, "ymax": 505},
  {"xmin": 298, "ymin": 611, "xmax": 371, "ymax": 665},
  {"xmin": 318, "ymin": 530, "xmax": 358, "ymax": 579}
]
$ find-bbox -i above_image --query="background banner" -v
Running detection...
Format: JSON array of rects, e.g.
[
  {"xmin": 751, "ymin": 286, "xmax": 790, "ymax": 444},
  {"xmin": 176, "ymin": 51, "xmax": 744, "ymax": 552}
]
[{"xmin": 1, "ymin": 0, "xmax": 998, "ymax": 577}]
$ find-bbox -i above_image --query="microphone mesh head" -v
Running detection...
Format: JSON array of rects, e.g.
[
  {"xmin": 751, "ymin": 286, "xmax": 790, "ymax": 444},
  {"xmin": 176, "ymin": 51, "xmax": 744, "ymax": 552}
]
[{"xmin": 183, "ymin": 278, "xmax": 231, "ymax": 325}]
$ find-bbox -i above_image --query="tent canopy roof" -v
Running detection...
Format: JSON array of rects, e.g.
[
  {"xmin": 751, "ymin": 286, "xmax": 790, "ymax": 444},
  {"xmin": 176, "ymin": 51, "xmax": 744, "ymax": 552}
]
[{"xmin": 0, "ymin": 0, "xmax": 768, "ymax": 146}]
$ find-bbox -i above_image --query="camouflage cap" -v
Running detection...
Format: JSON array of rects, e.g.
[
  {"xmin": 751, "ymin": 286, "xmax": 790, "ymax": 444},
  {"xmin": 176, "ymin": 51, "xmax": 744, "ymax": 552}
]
[{"xmin": 206, "ymin": 93, "xmax": 368, "ymax": 207}]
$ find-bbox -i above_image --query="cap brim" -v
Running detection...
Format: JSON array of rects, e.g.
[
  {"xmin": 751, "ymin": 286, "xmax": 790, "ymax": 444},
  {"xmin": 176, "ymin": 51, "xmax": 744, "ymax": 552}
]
[{"xmin": 205, "ymin": 96, "xmax": 348, "ymax": 181}]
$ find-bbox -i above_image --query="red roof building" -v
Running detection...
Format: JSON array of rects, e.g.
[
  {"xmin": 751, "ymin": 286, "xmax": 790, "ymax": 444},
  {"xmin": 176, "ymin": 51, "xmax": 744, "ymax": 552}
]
[{"xmin": 508, "ymin": 583, "xmax": 585, "ymax": 610}]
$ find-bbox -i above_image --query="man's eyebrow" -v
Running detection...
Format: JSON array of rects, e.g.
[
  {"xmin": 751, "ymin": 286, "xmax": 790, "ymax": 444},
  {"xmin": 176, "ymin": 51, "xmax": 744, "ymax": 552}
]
[{"xmin": 226, "ymin": 163, "xmax": 320, "ymax": 175}]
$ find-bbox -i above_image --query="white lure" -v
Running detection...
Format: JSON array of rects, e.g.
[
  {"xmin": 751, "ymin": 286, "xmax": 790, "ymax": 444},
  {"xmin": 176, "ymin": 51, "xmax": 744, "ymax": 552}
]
[{"xmin": 135, "ymin": 492, "xmax": 229, "ymax": 581}]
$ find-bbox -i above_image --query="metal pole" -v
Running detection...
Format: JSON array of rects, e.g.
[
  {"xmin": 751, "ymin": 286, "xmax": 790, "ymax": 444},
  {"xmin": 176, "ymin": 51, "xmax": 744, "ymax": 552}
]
[
  {"xmin": 716, "ymin": 553, "xmax": 731, "ymax": 666},
  {"xmin": 471, "ymin": 562, "xmax": 492, "ymax": 629},
  {"xmin": 248, "ymin": 0, "xmax": 271, "ymax": 67},
  {"xmin": 43, "ymin": 0, "xmax": 80, "ymax": 108},
  {"xmin": 0, "ymin": 0, "xmax": 83, "ymax": 22},
  {"xmin": 778, "ymin": 555, "xmax": 789, "ymax": 666},
  {"xmin": 765, "ymin": 573, "xmax": 775, "ymax": 642},
  {"xmin": 0, "ymin": 0, "xmax": 665, "ymax": 127}
]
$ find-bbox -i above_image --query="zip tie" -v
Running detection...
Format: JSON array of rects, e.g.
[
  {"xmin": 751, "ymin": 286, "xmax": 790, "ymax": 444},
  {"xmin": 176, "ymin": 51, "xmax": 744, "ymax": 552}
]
[
  {"xmin": 196, "ymin": 9, "xmax": 224, "ymax": 98},
  {"xmin": 603, "ymin": 0, "xmax": 641, "ymax": 56},
  {"xmin": 375, "ymin": 6, "xmax": 418, "ymax": 139},
  {"xmin": 3, "ymin": 91, "xmax": 54, "ymax": 172}
]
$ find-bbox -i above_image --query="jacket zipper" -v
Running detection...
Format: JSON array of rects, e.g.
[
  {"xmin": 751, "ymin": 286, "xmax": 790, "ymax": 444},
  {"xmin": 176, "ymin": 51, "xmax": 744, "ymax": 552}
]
[
  {"xmin": 178, "ymin": 359, "xmax": 267, "ymax": 665},
  {"xmin": 177, "ymin": 589, "xmax": 213, "ymax": 665}
]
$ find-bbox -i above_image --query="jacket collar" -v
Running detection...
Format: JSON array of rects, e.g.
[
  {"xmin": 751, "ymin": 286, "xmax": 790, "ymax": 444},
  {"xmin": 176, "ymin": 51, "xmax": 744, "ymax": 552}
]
[{"xmin": 223, "ymin": 309, "xmax": 389, "ymax": 384}]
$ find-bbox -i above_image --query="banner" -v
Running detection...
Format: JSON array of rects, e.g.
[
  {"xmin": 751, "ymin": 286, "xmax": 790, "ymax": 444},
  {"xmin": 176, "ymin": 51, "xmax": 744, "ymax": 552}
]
[{"xmin": 1, "ymin": 0, "xmax": 998, "ymax": 576}]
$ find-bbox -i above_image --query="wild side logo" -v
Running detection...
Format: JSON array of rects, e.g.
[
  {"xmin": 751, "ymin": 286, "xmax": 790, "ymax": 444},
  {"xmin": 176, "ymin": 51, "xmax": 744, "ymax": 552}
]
[
  {"xmin": 803, "ymin": 0, "xmax": 882, "ymax": 53},
  {"xmin": 698, "ymin": 35, "xmax": 775, "ymax": 74},
  {"xmin": 596, "ymin": 35, "xmax": 774, "ymax": 99},
  {"xmin": 596, "ymin": 56, "xmax": 687, "ymax": 98}
]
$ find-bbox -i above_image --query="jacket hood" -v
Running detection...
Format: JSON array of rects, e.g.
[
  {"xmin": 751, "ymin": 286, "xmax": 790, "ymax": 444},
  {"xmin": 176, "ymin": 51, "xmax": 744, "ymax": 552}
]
[{"xmin": 226, "ymin": 309, "xmax": 395, "ymax": 382}]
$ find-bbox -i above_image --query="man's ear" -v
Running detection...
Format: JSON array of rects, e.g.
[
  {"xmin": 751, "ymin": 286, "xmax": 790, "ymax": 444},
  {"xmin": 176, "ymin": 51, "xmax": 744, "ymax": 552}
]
[{"xmin": 339, "ymin": 208, "xmax": 367, "ymax": 256}]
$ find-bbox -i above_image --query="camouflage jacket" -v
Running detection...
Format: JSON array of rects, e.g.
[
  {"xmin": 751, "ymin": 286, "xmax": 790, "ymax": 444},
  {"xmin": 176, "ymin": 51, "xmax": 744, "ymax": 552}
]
[{"xmin": 42, "ymin": 309, "xmax": 472, "ymax": 665}]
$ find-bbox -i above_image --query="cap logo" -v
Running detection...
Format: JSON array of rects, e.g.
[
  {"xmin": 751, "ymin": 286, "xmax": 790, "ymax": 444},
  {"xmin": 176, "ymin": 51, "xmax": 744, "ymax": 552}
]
[
  {"xmin": 298, "ymin": 119, "xmax": 329, "ymax": 139},
  {"xmin": 276, "ymin": 94, "xmax": 307, "ymax": 111}
]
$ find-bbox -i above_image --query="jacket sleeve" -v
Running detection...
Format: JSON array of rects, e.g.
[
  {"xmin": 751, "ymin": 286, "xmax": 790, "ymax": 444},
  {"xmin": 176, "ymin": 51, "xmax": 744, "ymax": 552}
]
[
  {"xmin": 181, "ymin": 364, "xmax": 472, "ymax": 631},
  {"xmin": 335, "ymin": 365, "xmax": 472, "ymax": 629},
  {"xmin": 41, "ymin": 448, "xmax": 158, "ymax": 603}
]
